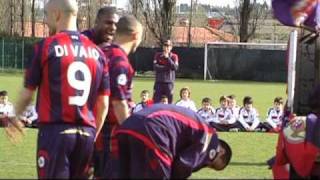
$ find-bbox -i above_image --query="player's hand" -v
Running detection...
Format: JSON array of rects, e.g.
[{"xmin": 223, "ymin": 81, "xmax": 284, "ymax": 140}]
[
  {"xmin": 5, "ymin": 118, "xmax": 25, "ymax": 144},
  {"xmin": 163, "ymin": 52, "xmax": 169, "ymax": 58}
]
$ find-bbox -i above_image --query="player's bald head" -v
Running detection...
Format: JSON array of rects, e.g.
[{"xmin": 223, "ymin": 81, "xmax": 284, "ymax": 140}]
[
  {"xmin": 116, "ymin": 15, "xmax": 143, "ymax": 36},
  {"xmin": 45, "ymin": 0, "xmax": 78, "ymax": 16}
]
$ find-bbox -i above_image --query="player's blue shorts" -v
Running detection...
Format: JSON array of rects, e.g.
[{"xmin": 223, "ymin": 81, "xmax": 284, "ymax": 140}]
[
  {"xmin": 105, "ymin": 132, "xmax": 171, "ymax": 178},
  {"xmin": 37, "ymin": 124, "xmax": 95, "ymax": 179}
]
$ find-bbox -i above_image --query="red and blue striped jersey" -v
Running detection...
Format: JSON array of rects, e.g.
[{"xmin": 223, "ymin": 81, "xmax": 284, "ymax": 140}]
[
  {"xmin": 24, "ymin": 31, "xmax": 110, "ymax": 128},
  {"xmin": 116, "ymin": 104, "xmax": 219, "ymax": 178},
  {"xmin": 100, "ymin": 43, "xmax": 135, "ymax": 125},
  {"xmin": 81, "ymin": 28, "xmax": 97, "ymax": 44}
]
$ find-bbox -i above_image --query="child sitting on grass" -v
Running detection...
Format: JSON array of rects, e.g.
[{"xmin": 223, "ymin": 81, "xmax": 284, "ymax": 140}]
[
  {"xmin": 197, "ymin": 97, "xmax": 215, "ymax": 124},
  {"xmin": 175, "ymin": 87, "xmax": 197, "ymax": 112},
  {"xmin": 238, "ymin": 96, "xmax": 265, "ymax": 132}
]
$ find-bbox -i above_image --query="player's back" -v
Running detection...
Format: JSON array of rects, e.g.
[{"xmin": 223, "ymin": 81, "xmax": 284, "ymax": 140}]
[
  {"xmin": 26, "ymin": 31, "xmax": 109, "ymax": 128},
  {"xmin": 119, "ymin": 104, "xmax": 214, "ymax": 155}
]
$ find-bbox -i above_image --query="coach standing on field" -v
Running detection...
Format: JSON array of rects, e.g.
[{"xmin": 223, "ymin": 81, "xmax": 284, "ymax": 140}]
[{"xmin": 153, "ymin": 39, "xmax": 179, "ymax": 104}]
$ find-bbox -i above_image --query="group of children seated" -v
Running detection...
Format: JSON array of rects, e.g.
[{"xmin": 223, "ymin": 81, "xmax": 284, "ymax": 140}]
[
  {"xmin": 0, "ymin": 90, "xmax": 38, "ymax": 128},
  {"xmin": 133, "ymin": 87, "xmax": 284, "ymax": 132}
]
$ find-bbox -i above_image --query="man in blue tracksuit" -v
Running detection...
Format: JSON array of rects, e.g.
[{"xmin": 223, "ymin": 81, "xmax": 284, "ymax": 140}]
[{"xmin": 152, "ymin": 39, "xmax": 179, "ymax": 104}]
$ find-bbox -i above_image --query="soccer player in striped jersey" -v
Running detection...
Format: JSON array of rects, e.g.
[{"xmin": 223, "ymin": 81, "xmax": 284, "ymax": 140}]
[
  {"xmin": 82, "ymin": 6, "xmax": 119, "ymax": 178},
  {"xmin": 107, "ymin": 104, "xmax": 232, "ymax": 178},
  {"xmin": 98, "ymin": 15, "xmax": 144, "ymax": 175},
  {"xmin": 5, "ymin": 0, "xmax": 110, "ymax": 178}
]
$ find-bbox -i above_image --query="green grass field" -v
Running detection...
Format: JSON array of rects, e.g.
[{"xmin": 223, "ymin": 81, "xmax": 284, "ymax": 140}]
[{"xmin": 0, "ymin": 73, "xmax": 286, "ymax": 179}]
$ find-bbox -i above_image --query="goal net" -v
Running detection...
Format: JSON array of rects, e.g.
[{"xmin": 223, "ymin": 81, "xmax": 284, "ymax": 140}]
[{"xmin": 203, "ymin": 42, "xmax": 288, "ymax": 81}]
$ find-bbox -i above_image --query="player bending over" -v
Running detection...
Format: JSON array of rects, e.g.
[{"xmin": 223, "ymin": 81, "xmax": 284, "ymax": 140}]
[{"xmin": 106, "ymin": 104, "xmax": 232, "ymax": 179}]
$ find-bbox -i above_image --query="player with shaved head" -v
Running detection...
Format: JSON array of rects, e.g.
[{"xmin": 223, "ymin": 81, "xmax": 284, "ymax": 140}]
[
  {"xmin": 98, "ymin": 15, "xmax": 143, "ymax": 175},
  {"xmin": 5, "ymin": 0, "xmax": 110, "ymax": 178}
]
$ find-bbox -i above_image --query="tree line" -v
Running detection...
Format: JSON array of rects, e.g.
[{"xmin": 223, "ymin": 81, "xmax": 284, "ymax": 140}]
[{"xmin": 0, "ymin": 0, "xmax": 269, "ymax": 43}]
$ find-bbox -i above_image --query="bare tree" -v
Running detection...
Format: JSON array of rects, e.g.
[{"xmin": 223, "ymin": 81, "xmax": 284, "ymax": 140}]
[
  {"xmin": 214, "ymin": 0, "xmax": 268, "ymax": 42},
  {"xmin": 235, "ymin": 0, "xmax": 268, "ymax": 42},
  {"xmin": 20, "ymin": 0, "xmax": 25, "ymax": 37},
  {"xmin": 31, "ymin": 0, "xmax": 36, "ymax": 37},
  {"xmin": 136, "ymin": 0, "xmax": 177, "ymax": 45},
  {"xmin": 9, "ymin": 0, "xmax": 16, "ymax": 36},
  {"xmin": 236, "ymin": 0, "xmax": 268, "ymax": 42}
]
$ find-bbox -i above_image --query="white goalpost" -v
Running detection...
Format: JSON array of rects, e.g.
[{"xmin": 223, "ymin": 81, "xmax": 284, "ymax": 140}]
[
  {"xmin": 203, "ymin": 42, "xmax": 288, "ymax": 81},
  {"xmin": 287, "ymin": 30, "xmax": 298, "ymax": 112}
]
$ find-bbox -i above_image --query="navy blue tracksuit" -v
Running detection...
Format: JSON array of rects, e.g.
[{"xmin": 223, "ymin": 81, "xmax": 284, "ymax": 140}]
[{"xmin": 106, "ymin": 104, "xmax": 220, "ymax": 179}]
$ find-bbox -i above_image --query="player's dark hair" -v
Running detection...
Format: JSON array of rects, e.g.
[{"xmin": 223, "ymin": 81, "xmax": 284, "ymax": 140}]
[
  {"xmin": 202, "ymin": 97, "xmax": 212, "ymax": 104},
  {"xmin": 218, "ymin": 139, "xmax": 232, "ymax": 170},
  {"xmin": 96, "ymin": 6, "xmax": 117, "ymax": 21},
  {"xmin": 141, "ymin": 90, "xmax": 149, "ymax": 95},
  {"xmin": 308, "ymin": 84, "xmax": 320, "ymax": 111},
  {"xmin": 116, "ymin": 15, "xmax": 140, "ymax": 35},
  {"xmin": 243, "ymin": 96, "xmax": 253, "ymax": 106},
  {"xmin": 219, "ymin": 95, "xmax": 228, "ymax": 103},
  {"xmin": 274, "ymin": 97, "xmax": 283, "ymax": 104},
  {"xmin": 180, "ymin": 87, "xmax": 191, "ymax": 98},
  {"xmin": 227, "ymin": 94, "xmax": 236, "ymax": 100},
  {"xmin": 161, "ymin": 38, "xmax": 172, "ymax": 46},
  {"xmin": 161, "ymin": 95, "xmax": 168, "ymax": 99}
]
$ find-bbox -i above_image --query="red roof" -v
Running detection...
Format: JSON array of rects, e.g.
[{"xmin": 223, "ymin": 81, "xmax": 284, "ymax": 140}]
[
  {"xmin": 172, "ymin": 26, "xmax": 238, "ymax": 44},
  {"xmin": 19, "ymin": 22, "xmax": 49, "ymax": 38}
]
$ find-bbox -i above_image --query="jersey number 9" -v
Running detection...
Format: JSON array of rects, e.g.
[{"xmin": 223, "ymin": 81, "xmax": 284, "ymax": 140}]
[{"xmin": 67, "ymin": 61, "xmax": 92, "ymax": 106}]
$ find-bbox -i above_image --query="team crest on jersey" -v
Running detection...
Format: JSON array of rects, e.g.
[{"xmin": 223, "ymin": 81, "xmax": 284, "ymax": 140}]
[
  {"xmin": 117, "ymin": 74, "xmax": 127, "ymax": 86},
  {"xmin": 209, "ymin": 149, "xmax": 217, "ymax": 160},
  {"xmin": 283, "ymin": 116, "xmax": 306, "ymax": 144},
  {"xmin": 38, "ymin": 156, "xmax": 45, "ymax": 168}
]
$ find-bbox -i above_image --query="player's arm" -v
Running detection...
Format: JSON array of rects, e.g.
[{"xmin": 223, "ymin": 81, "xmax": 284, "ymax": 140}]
[
  {"xmin": 112, "ymin": 99, "xmax": 130, "ymax": 124},
  {"xmin": 250, "ymin": 110, "xmax": 261, "ymax": 130},
  {"xmin": 6, "ymin": 88, "xmax": 35, "ymax": 143},
  {"xmin": 153, "ymin": 60, "xmax": 167, "ymax": 71},
  {"xmin": 110, "ymin": 64, "xmax": 131, "ymax": 124},
  {"xmin": 153, "ymin": 53, "xmax": 167, "ymax": 71},
  {"xmin": 95, "ymin": 54, "xmax": 110, "ymax": 139},
  {"xmin": 238, "ymin": 110, "xmax": 250, "ymax": 130},
  {"xmin": 167, "ymin": 54, "xmax": 179, "ymax": 70},
  {"xmin": 266, "ymin": 109, "xmax": 277, "ymax": 128},
  {"xmin": 6, "ymin": 40, "xmax": 42, "ymax": 143},
  {"xmin": 226, "ymin": 112, "xmax": 236, "ymax": 124},
  {"xmin": 95, "ymin": 95, "xmax": 109, "ymax": 141}
]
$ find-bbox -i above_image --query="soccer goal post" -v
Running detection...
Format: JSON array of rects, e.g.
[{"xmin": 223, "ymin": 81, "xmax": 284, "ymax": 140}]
[{"xmin": 203, "ymin": 42, "xmax": 287, "ymax": 81}]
